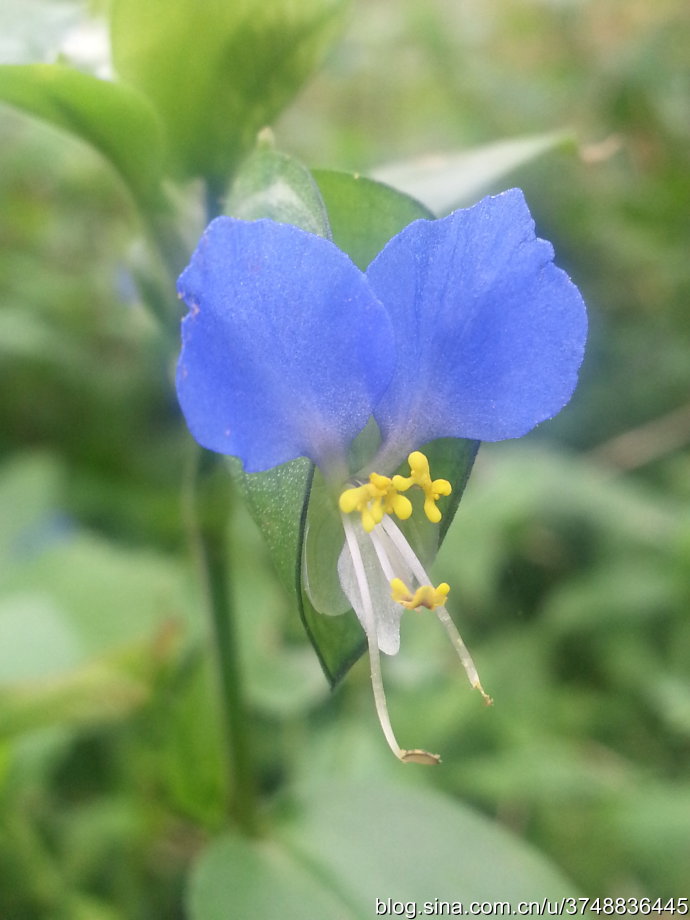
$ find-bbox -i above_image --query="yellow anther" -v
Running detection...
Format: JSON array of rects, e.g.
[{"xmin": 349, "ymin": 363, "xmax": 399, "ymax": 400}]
[
  {"xmin": 338, "ymin": 484, "xmax": 368, "ymax": 515},
  {"xmin": 390, "ymin": 578, "xmax": 450, "ymax": 610},
  {"xmin": 389, "ymin": 491, "xmax": 413, "ymax": 521},
  {"xmin": 339, "ymin": 451, "xmax": 449, "ymax": 532},
  {"xmin": 392, "ymin": 451, "xmax": 451, "ymax": 524},
  {"xmin": 339, "ymin": 473, "xmax": 412, "ymax": 532},
  {"xmin": 369, "ymin": 472, "xmax": 391, "ymax": 491}
]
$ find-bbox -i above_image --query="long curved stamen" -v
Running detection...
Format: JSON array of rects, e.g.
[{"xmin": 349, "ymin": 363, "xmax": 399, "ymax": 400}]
[
  {"xmin": 341, "ymin": 514, "xmax": 404, "ymax": 760},
  {"xmin": 380, "ymin": 515, "xmax": 492, "ymax": 705},
  {"xmin": 341, "ymin": 515, "xmax": 441, "ymax": 764}
]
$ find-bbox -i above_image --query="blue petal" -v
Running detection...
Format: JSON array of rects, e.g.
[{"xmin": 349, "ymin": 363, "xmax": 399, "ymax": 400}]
[
  {"xmin": 366, "ymin": 189, "xmax": 587, "ymax": 454},
  {"xmin": 176, "ymin": 218, "xmax": 395, "ymax": 473}
]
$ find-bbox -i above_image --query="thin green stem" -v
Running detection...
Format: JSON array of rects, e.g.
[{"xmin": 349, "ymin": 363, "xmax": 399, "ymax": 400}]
[
  {"xmin": 182, "ymin": 177, "xmax": 259, "ymax": 832},
  {"xmin": 185, "ymin": 448, "xmax": 258, "ymax": 835}
]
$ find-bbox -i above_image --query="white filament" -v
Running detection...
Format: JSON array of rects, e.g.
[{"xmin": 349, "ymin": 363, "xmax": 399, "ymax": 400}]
[
  {"xmin": 341, "ymin": 513, "xmax": 404, "ymax": 761},
  {"xmin": 380, "ymin": 516, "xmax": 492, "ymax": 703}
]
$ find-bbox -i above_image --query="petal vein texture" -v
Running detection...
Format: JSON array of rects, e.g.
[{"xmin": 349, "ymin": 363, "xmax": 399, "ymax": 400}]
[
  {"xmin": 366, "ymin": 188, "xmax": 587, "ymax": 452},
  {"xmin": 176, "ymin": 218, "xmax": 395, "ymax": 472}
]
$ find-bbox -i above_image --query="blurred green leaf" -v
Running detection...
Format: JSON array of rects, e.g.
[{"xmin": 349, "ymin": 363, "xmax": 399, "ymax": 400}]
[
  {"xmin": 370, "ymin": 132, "xmax": 572, "ymax": 214},
  {"xmin": 0, "ymin": 453, "xmax": 63, "ymax": 568},
  {"xmin": 159, "ymin": 652, "xmax": 229, "ymax": 827},
  {"xmin": 314, "ymin": 169, "xmax": 433, "ymax": 269},
  {"xmin": 2, "ymin": 530, "xmax": 196, "ymax": 654},
  {"xmin": 0, "ymin": 594, "xmax": 83, "ymax": 684},
  {"xmin": 188, "ymin": 779, "xmax": 579, "ymax": 919},
  {"xmin": 226, "ymin": 137, "xmax": 330, "ymax": 236},
  {"xmin": 110, "ymin": 0, "xmax": 347, "ymax": 185},
  {"xmin": 0, "ymin": 63, "xmax": 165, "ymax": 208},
  {"xmin": 0, "ymin": 629, "xmax": 178, "ymax": 739},
  {"xmin": 189, "ymin": 832, "xmax": 350, "ymax": 920},
  {"xmin": 610, "ymin": 784, "xmax": 690, "ymax": 894}
]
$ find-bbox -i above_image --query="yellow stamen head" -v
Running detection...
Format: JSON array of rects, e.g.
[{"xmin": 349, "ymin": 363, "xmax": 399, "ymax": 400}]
[
  {"xmin": 390, "ymin": 577, "xmax": 413, "ymax": 605},
  {"xmin": 392, "ymin": 451, "xmax": 452, "ymax": 524},
  {"xmin": 338, "ymin": 483, "xmax": 368, "ymax": 515},
  {"xmin": 339, "ymin": 451, "xmax": 449, "ymax": 531},
  {"xmin": 390, "ymin": 578, "xmax": 450, "ymax": 610},
  {"xmin": 389, "ymin": 491, "xmax": 413, "ymax": 521},
  {"xmin": 339, "ymin": 472, "xmax": 412, "ymax": 532}
]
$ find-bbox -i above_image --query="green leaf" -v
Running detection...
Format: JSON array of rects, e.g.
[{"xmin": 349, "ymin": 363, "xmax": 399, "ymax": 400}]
[
  {"xmin": 188, "ymin": 833, "xmax": 351, "ymax": 920},
  {"xmin": 0, "ymin": 452, "xmax": 63, "ymax": 569},
  {"xmin": 158, "ymin": 651, "xmax": 229, "ymax": 827},
  {"xmin": 230, "ymin": 457, "xmax": 313, "ymax": 603},
  {"xmin": 0, "ymin": 63, "xmax": 165, "ymax": 208},
  {"xmin": 226, "ymin": 136, "xmax": 330, "ymax": 237},
  {"xmin": 0, "ymin": 594, "xmax": 82, "ymax": 684},
  {"xmin": 110, "ymin": 0, "xmax": 347, "ymax": 185},
  {"xmin": 188, "ymin": 779, "xmax": 580, "ymax": 920},
  {"xmin": 313, "ymin": 169, "xmax": 433, "ymax": 269},
  {"xmin": 0, "ymin": 629, "xmax": 176, "ymax": 739},
  {"xmin": 370, "ymin": 131, "xmax": 573, "ymax": 215},
  {"xmin": 1, "ymin": 531, "xmax": 196, "ymax": 654},
  {"xmin": 232, "ymin": 459, "xmax": 363, "ymax": 687}
]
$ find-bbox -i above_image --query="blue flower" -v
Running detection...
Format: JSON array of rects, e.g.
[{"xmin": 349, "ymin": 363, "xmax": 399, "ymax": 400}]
[{"xmin": 176, "ymin": 188, "xmax": 587, "ymax": 763}]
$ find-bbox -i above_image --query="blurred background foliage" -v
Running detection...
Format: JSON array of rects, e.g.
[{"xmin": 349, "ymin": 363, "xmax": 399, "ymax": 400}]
[{"xmin": 1, "ymin": 0, "xmax": 689, "ymax": 915}]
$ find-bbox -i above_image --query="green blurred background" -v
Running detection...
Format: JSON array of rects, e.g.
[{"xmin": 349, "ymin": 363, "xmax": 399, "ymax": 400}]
[{"xmin": 1, "ymin": 0, "xmax": 689, "ymax": 915}]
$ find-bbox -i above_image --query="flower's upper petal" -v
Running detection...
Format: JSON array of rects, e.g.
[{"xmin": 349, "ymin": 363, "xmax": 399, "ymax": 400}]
[
  {"xmin": 176, "ymin": 217, "xmax": 395, "ymax": 473},
  {"xmin": 366, "ymin": 189, "xmax": 587, "ymax": 453}
]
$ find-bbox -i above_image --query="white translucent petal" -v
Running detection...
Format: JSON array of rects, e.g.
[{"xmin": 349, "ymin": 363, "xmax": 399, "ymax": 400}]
[
  {"xmin": 337, "ymin": 521, "xmax": 414, "ymax": 656},
  {"xmin": 302, "ymin": 519, "xmax": 349, "ymax": 617}
]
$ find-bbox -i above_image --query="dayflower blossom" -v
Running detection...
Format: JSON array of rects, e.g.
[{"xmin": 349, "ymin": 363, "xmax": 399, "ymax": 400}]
[{"xmin": 176, "ymin": 188, "xmax": 587, "ymax": 763}]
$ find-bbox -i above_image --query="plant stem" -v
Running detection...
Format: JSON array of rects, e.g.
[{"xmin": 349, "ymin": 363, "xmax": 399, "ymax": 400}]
[
  {"xmin": 191, "ymin": 451, "xmax": 258, "ymax": 835},
  {"xmin": 189, "ymin": 178, "xmax": 258, "ymax": 833}
]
